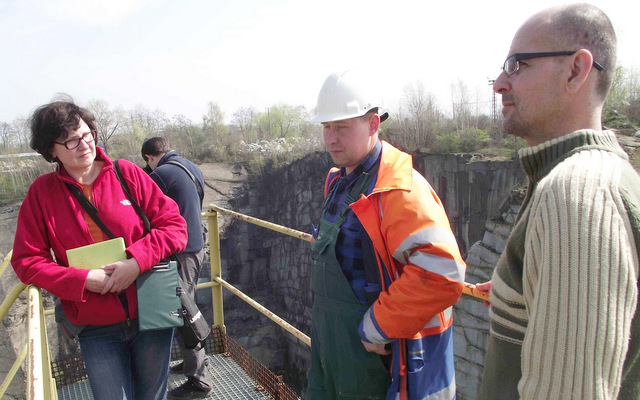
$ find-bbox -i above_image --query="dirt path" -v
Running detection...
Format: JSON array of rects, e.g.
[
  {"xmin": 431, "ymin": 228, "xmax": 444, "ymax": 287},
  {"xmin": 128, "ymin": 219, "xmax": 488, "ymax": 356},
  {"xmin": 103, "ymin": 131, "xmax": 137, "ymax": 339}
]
[{"xmin": 198, "ymin": 162, "xmax": 248, "ymax": 210}]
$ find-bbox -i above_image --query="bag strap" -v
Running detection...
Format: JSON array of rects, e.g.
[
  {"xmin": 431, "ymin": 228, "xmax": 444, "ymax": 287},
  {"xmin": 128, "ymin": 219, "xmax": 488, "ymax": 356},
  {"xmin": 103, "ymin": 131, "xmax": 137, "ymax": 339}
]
[
  {"xmin": 114, "ymin": 160, "xmax": 180, "ymax": 269},
  {"xmin": 65, "ymin": 182, "xmax": 116, "ymax": 239},
  {"xmin": 65, "ymin": 160, "xmax": 152, "ymax": 239},
  {"xmin": 113, "ymin": 160, "xmax": 151, "ymax": 233},
  {"xmin": 165, "ymin": 160, "xmax": 204, "ymax": 206},
  {"xmin": 65, "ymin": 162, "xmax": 139, "ymax": 312}
]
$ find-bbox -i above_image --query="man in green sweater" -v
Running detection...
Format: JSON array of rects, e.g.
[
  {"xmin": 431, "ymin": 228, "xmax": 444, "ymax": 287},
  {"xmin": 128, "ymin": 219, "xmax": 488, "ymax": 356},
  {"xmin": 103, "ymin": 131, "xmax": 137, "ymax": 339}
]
[{"xmin": 477, "ymin": 4, "xmax": 640, "ymax": 399}]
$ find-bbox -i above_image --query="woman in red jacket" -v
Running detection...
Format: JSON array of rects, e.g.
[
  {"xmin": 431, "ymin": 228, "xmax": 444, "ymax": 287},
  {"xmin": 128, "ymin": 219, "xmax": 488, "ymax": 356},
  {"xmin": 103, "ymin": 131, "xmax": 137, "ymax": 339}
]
[{"xmin": 11, "ymin": 97, "xmax": 188, "ymax": 400}]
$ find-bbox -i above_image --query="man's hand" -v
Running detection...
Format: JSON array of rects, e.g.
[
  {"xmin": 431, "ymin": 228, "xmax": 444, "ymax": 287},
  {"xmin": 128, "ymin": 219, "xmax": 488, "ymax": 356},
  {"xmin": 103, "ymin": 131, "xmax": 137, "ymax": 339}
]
[
  {"xmin": 100, "ymin": 258, "xmax": 141, "ymax": 295},
  {"xmin": 475, "ymin": 281, "xmax": 492, "ymax": 306},
  {"xmin": 361, "ymin": 340, "xmax": 392, "ymax": 355}
]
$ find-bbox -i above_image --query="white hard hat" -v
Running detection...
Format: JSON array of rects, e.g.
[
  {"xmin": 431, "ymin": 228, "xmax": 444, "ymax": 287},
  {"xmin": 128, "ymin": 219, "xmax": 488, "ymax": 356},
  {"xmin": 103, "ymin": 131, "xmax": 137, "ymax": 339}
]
[{"xmin": 310, "ymin": 70, "xmax": 388, "ymax": 123}]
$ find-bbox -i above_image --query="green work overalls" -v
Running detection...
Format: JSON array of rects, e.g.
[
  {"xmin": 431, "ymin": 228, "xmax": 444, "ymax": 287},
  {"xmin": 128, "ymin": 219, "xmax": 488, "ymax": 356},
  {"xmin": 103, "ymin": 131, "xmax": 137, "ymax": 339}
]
[{"xmin": 307, "ymin": 169, "xmax": 390, "ymax": 400}]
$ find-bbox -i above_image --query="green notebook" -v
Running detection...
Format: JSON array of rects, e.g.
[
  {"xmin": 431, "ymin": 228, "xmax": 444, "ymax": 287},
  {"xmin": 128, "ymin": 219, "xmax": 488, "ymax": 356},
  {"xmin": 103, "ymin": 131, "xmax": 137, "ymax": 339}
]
[{"xmin": 66, "ymin": 237, "xmax": 127, "ymax": 269}]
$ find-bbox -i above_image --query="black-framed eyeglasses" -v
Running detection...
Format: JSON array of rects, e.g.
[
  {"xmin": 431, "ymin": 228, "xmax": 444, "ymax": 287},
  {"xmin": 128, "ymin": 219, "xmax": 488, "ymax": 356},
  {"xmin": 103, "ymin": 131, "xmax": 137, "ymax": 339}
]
[
  {"xmin": 502, "ymin": 51, "xmax": 604, "ymax": 77},
  {"xmin": 54, "ymin": 130, "xmax": 97, "ymax": 150}
]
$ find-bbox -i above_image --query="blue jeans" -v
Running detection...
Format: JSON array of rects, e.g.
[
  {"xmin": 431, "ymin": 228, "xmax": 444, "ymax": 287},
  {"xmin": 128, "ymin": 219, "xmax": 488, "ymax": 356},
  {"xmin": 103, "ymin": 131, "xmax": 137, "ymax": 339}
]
[{"xmin": 78, "ymin": 319, "xmax": 173, "ymax": 400}]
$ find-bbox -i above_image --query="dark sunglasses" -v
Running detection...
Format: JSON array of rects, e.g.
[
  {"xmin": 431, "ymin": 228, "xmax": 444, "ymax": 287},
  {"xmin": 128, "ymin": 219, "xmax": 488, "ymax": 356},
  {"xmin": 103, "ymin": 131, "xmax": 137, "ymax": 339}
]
[{"xmin": 502, "ymin": 51, "xmax": 604, "ymax": 76}]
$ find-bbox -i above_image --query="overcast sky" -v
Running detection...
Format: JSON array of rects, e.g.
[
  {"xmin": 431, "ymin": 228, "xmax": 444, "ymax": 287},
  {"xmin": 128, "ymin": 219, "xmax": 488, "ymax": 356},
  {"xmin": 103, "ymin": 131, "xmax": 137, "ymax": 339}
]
[{"xmin": 1, "ymin": 0, "xmax": 638, "ymax": 124}]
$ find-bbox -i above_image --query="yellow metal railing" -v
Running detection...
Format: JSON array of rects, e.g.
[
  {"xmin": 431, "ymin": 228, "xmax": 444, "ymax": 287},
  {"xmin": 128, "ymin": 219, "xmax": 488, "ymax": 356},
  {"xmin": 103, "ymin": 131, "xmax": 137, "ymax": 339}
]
[
  {"xmin": 215, "ymin": 277, "xmax": 311, "ymax": 346},
  {"xmin": 1, "ymin": 202, "xmax": 490, "ymax": 400},
  {"xmin": 0, "ymin": 251, "xmax": 56, "ymax": 400},
  {"xmin": 0, "ymin": 279, "xmax": 26, "ymax": 325},
  {"xmin": 207, "ymin": 208, "xmax": 225, "ymax": 333},
  {"xmin": 0, "ymin": 251, "xmax": 27, "ymax": 399},
  {"xmin": 201, "ymin": 205, "xmax": 312, "ymax": 346},
  {"xmin": 208, "ymin": 204, "xmax": 313, "ymax": 243},
  {"xmin": 202, "ymin": 204, "xmax": 490, "ymax": 350},
  {"xmin": 26, "ymin": 285, "xmax": 56, "ymax": 400}
]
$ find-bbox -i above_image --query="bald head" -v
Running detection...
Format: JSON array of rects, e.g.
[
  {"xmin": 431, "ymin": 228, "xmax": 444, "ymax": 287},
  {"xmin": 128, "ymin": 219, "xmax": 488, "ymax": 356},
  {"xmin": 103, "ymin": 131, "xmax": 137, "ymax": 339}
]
[
  {"xmin": 522, "ymin": 4, "xmax": 616, "ymax": 100},
  {"xmin": 493, "ymin": 3, "xmax": 617, "ymax": 143}
]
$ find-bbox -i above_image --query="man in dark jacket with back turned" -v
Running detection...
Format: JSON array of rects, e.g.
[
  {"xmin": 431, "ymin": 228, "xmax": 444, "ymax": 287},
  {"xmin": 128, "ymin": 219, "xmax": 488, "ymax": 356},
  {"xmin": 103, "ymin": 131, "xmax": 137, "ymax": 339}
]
[{"xmin": 141, "ymin": 137, "xmax": 213, "ymax": 399}]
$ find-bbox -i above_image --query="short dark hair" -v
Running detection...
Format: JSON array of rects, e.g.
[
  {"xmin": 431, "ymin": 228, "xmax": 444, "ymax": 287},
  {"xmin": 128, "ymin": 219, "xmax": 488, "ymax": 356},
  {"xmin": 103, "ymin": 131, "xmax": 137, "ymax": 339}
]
[
  {"xmin": 360, "ymin": 108, "xmax": 389, "ymax": 123},
  {"xmin": 360, "ymin": 108, "xmax": 378, "ymax": 122},
  {"xmin": 29, "ymin": 95, "xmax": 97, "ymax": 163},
  {"xmin": 141, "ymin": 137, "xmax": 170, "ymax": 162},
  {"xmin": 548, "ymin": 4, "xmax": 617, "ymax": 99}
]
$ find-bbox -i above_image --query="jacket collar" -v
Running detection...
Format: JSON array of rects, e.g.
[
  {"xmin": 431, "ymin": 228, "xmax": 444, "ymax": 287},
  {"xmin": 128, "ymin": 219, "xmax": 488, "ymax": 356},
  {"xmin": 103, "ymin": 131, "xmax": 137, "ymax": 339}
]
[
  {"xmin": 55, "ymin": 146, "xmax": 113, "ymax": 186},
  {"xmin": 371, "ymin": 140, "xmax": 413, "ymax": 193},
  {"xmin": 157, "ymin": 150, "xmax": 179, "ymax": 168}
]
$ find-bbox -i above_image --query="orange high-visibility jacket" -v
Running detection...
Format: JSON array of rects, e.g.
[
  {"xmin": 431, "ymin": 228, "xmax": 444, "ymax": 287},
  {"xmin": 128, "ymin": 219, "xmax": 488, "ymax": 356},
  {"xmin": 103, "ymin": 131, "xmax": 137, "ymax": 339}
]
[{"xmin": 349, "ymin": 141, "xmax": 466, "ymax": 343}]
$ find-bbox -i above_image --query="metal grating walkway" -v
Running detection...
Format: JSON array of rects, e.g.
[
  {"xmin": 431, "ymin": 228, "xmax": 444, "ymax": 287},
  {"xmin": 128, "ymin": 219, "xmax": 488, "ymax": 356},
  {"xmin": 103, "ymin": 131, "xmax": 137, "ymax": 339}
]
[
  {"xmin": 57, "ymin": 353, "xmax": 272, "ymax": 400},
  {"xmin": 53, "ymin": 326, "xmax": 301, "ymax": 400},
  {"xmin": 169, "ymin": 355, "xmax": 272, "ymax": 400}
]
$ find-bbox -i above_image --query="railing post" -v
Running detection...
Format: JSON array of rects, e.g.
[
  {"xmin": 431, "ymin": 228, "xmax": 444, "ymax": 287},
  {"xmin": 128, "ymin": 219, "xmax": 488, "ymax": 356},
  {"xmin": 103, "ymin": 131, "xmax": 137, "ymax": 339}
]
[
  {"xmin": 26, "ymin": 285, "xmax": 55, "ymax": 400},
  {"xmin": 208, "ymin": 206, "xmax": 225, "ymax": 336}
]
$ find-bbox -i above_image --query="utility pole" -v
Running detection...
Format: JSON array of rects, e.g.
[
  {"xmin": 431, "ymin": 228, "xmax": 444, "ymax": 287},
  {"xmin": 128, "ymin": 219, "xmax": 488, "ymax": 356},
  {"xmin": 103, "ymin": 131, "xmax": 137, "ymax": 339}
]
[{"xmin": 488, "ymin": 79, "xmax": 497, "ymax": 122}]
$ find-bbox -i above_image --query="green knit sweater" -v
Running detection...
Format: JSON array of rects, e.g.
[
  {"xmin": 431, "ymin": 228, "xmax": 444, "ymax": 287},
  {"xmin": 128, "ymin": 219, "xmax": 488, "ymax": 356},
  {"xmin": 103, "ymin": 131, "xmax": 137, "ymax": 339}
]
[{"xmin": 479, "ymin": 130, "xmax": 640, "ymax": 400}]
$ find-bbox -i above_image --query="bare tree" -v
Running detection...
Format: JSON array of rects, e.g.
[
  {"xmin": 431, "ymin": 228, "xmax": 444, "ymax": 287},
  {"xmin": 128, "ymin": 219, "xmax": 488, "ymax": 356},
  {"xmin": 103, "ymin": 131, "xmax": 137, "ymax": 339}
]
[
  {"xmin": 254, "ymin": 110, "xmax": 271, "ymax": 141},
  {"xmin": 87, "ymin": 99, "xmax": 125, "ymax": 154},
  {"xmin": 166, "ymin": 114, "xmax": 204, "ymax": 160},
  {"xmin": 11, "ymin": 118, "xmax": 30, "ymax": 151},
  {"xmin": 0, "ymin": 122, "xmax": 14, "ymax": 153},
  {"xmin": 128, "ymin": 106, "xmax": 169, "ymax": 138},
  {"xmin": 270, "ymin": 104, "xmax": 302, "ymax": 139},
  {"xmin": 451, "ymin": 79, "xmax": 473, "ymax": 132},
  {"xmin": 403, "ymin": 81, "xmax": 441, "ymax": 148},
  {"xmin": 383, "ymin": 81, "xmax": 443, "ymax": 151},
  {"xmin": 231, "ymin": 107, "xmax": 257, "ymax": 143}
]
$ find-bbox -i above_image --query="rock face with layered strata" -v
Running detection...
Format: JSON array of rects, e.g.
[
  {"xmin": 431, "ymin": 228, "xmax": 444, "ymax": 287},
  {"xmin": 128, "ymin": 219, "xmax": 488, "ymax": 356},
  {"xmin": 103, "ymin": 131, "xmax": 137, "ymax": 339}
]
[{"xmin": 453, "ymin": 190, "xmax": 524, "ymax": 399}]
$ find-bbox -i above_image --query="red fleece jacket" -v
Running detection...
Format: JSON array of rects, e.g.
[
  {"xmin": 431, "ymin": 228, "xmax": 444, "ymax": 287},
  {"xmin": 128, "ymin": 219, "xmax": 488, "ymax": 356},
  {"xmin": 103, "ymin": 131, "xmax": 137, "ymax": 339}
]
[{"xmin": 11, "ymin": 147, "xmax": 187, "ymax": 325}]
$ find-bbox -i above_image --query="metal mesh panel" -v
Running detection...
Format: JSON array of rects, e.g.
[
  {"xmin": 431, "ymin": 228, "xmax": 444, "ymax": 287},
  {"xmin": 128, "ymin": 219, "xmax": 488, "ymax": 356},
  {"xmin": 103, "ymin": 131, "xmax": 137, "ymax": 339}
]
[
  {"xmin": 51, "ymin": 354, "xmax": 88, "ymax": 387},
  {"xmin": 214, "ymin": 326, "xmax": 302, "ymax": 400}
]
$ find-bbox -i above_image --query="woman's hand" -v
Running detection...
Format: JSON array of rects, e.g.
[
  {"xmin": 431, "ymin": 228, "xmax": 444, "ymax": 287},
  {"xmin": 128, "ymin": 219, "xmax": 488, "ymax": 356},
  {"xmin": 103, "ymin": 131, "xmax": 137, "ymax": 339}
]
[
  {"xmin": 85, "ymin": 269, "xmax": 111, "ymax": 293},
  {"xmin": 100, "ymin": 258, "xmax": 141, "ymax": 295}
]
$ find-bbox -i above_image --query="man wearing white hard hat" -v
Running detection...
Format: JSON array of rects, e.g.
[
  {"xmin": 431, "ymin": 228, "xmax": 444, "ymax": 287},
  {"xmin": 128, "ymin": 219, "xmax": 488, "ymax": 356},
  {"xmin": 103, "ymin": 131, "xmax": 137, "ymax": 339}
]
[{"xmin": 307, "ymin": 70, "xmax": 466, "ymax": 400}]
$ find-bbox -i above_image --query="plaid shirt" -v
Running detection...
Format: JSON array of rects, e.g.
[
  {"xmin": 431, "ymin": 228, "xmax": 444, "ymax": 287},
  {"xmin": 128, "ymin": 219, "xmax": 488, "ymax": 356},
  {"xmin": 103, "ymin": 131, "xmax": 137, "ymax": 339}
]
[{"xmin": 322, "ymin": 141, "xmax": 382, "ymax": 305}]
